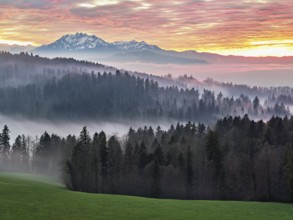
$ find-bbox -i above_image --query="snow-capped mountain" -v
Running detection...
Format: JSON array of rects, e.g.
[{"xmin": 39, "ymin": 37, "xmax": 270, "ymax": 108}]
[
  {"xmin": 29, "ymin": 33, "xmax": 293, "ymax": 65},
  {"xmin": 37, "ymin": 33, "xmax": 160, "ymax": 52},
  {"xmin": 37, "ymin": 33, "xmax": 114, "ymax": 51},
  {"xmin": 34, "ymin": 33, "xmax": 207, "ymax": 64}
]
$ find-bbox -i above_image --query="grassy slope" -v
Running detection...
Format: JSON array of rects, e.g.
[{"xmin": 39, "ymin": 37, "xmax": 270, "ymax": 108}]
[{"xmin": 0, "ymin": 173, "xmax": 293, "ymax": 220}]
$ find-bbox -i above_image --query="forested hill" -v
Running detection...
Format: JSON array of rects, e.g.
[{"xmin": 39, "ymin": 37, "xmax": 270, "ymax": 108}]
[
  {"xmin": 0, "ymin": 71, "xmax": 289, "ymax": 122},
  {"xmin": 0, "ymin": 51, "xmax": 178, "ymax": 88},
  {"xmin": 0, "ymin": 51, "xmax": 291, "ymax": 122},
  {"xmin": 2, "ymin": 51, "xmax": 293, "ymax": 100}
]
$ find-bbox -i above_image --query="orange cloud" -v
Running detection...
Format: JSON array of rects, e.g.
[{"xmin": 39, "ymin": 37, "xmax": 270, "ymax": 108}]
[{"xmin": 0, "ymin": 0, "xmax": 293, "ymax": 56}]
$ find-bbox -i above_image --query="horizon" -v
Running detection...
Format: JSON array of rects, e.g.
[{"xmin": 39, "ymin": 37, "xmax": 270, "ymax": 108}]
[
  {"xmin": 1, "ymin": 0, "xmax": 293, "ymax": 57},
  {"xmin": 1, "ymin": 31, "xmax": 293, "ymax": 58}
]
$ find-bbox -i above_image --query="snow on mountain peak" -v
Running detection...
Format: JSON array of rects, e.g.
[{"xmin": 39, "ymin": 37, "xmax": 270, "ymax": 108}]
[
  {"xmin": 45, "ymin": 33, "xmax": 109, "ymax": 50},
  {"xmin": 113, "ymin": 40, "xmax": 158, "ymax": 50},
  {"xmin": 38, "ymin": 33, "xmax": 161, "ymax": 51}
]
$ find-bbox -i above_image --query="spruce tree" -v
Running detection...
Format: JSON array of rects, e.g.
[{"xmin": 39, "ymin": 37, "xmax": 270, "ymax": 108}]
[
  {"xmin": 91, "ymin": 132, "xmax": 100, "ymax": 192},
  {"xmin": 1, "ymin": 125, "xmax": 10, "ymax": 157},
  {"xmin": 70, "ymin": 127, "xmax": 91, "ymax": 191}
]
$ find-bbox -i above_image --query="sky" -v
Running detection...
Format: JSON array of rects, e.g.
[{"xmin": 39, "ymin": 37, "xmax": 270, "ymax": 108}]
[{"xmin": 0, "ymin": 0, "xmax": 293, "ymax": 56}]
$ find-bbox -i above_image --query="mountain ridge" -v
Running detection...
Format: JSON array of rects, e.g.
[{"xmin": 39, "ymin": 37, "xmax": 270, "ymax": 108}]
[
  {"xmin": 2, "ymin": 33, "xmax": 293, "ymax": 65},
  {"xmin": 34, "ymin": 32, "xmax": 206, "ymax": 64},
  {"xmin": 37, "ymin": 32, "xmax": 162, "ymax": 52},
  {"xmin": 33, "ymin": 33, "xmax": 293, "ymax": 65}
]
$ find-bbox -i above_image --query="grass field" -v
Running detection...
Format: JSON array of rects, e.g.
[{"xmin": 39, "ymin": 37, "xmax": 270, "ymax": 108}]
[{"xmin": 0, "ymin": 173, "xmax": 293, "ymax": 220}]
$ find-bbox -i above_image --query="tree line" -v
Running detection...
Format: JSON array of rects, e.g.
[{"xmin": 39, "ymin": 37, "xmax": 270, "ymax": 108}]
[
  {"xmin": 0, "ymin": 71, "xmax": 289, "ymax": 122},
  {"xmin": 1, "ymin": 115, "xmax": 293, "ymax": 202},
  {"xmin": 63, "ymin": 115, "xmax": 293, "ymax": 202}
]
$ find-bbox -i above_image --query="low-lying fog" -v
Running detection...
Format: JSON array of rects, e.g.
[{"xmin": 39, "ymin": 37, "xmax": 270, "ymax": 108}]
[
  {"xmin": 0, "ymin": 114, "xmax": 175, "ymax": 141},
  {"xmin": 104, "ymin": 62, "xmax": 293, "ymax": 87}
]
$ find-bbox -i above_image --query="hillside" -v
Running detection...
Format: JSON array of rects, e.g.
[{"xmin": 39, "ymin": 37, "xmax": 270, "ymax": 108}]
[
  {"xmin": 0, "ymin": 51, "xmax": 181, "ymax": 88},
  {"xmin": 1, "ymin": 173, "xmax": 293, "ymax": 220}
]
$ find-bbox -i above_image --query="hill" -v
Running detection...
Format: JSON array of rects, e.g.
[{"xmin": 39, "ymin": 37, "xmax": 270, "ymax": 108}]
[{"xmin": 0, "ymin": 173, "xmax": 292, "ymax": 220}]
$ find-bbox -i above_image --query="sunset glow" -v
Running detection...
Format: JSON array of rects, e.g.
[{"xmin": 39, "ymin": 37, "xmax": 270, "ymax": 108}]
[
  {"xmin": 0, "ymin": 0, "xmax": 293, "ymax": 56},
  {"xmin": 204, "ymin": 45, "xmax": 293, "ymax": 57}
]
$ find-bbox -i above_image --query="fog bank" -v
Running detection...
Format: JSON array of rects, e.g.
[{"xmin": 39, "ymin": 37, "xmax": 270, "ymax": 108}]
[
  {"xmin": 103, "ymin": 62, "xmax": 293, "ymax": 87},
  {"xmin": 0, "ymin": 114, "xmax": 174, "ymax": 141}
]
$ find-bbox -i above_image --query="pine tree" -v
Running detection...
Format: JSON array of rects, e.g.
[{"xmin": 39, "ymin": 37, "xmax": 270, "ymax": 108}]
[
  {"xmin": 1, "ymin": 125, "xmax": 10, "ymax": 157},
  {"xmin": 253, "ymin": 96, "xmax": 260, "ymax": 115},
  {"xmin": 69, "ymin": 127, "xmax": 91, "ymax": 191},
  {"xmin": 11, "ymin": 135, "xmax": 22, "ymax": 164},
  {"xmin": 79, "ymin": 126, "xmax": 91, "ymax": 146},
  {"xmin": 91, "ymin": 132, "xmax": 100, "ymax": 192},
  {"xmin": 12, "ymin": 135, "xmax": 22, "ymax": 152},
  {"xmin": 35, "ymin": 131, "xmax": 52, "ymax": 173}
]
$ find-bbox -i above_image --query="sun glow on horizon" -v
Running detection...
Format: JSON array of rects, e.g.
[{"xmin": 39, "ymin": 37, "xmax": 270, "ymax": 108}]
[
  {"xmin": 176, "ymin": 39, "xmax": 293, "ymax": 57},
  {"xmin": 207, "ymin": 46, "xmax": 293, "ymax": 57},
  {"xmin": 169, "ymin": 45, "xmax": 293, "ymax": 57}
]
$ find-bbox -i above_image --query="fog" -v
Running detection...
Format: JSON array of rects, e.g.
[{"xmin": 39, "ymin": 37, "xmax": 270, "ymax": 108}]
[
  {"xmin": 103, "ymin": 62, "xmax": 293, "ymax": 87},
  {"xmin": 0, "ymin": 114, "xmax": 175, "ymax": 142},
  {"xmin": 32, "ymin": 52, "xmax": 293, "ymax": 87}
]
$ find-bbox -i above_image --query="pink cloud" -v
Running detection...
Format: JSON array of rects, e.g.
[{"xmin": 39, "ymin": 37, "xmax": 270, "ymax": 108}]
[{"xmin": 0, "ymin": 0, "xmax": 293, "ymax": 54}]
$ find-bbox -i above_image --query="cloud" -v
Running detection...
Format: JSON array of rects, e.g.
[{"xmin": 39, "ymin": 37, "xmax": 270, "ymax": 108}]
[
  {"xmin": 1, "ymin": 0, "xmax": 293, "ymax": 55},
  {"xmin": 0, "ymin": 0, "xmax": 53, "ymax": 9}
]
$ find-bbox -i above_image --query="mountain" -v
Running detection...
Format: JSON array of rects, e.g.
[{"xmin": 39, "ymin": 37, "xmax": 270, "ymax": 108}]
[
  {"xmin": 113, "ymin": 40, "xmax": 160, "ymax": 51},
  {"xmin": 34, "ymin": 33, "xmax": 207, "ymax": 64},
  {"xmin": 0, "ymin": 44, "xmax": 35, "ymax": 53},
  {"xmin": 37, "ymin": 33, "xmax": 161, "ymax": 52},
  {"xmin": 34, "ymin": 32, "xmax": 293, "ymax": 65},
  {"xmin": 37, "ymin": 33, "xmax": 113, "ymax": 51}
]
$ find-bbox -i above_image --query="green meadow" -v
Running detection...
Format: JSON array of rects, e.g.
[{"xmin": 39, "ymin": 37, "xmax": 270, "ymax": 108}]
[{"xmin": 0, "ymin": 173, "xmax": 292, "ymax": 220}]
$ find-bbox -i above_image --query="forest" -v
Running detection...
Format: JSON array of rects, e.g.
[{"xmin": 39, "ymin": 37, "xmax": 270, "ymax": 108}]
[
  {"xmin": 1, "ymin": 52, "xmax": 293, "ymax": 203},
  {"xmin": 0, "ymin": 52, "xmax": 291, "ymax": 123},
  {"xmin": 0, "ymin": 70, "xmax": 289, "ymax": 122},
  {"xmin": 1, "ymin": 115, "xmax": 293, "ymax": 202}
]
